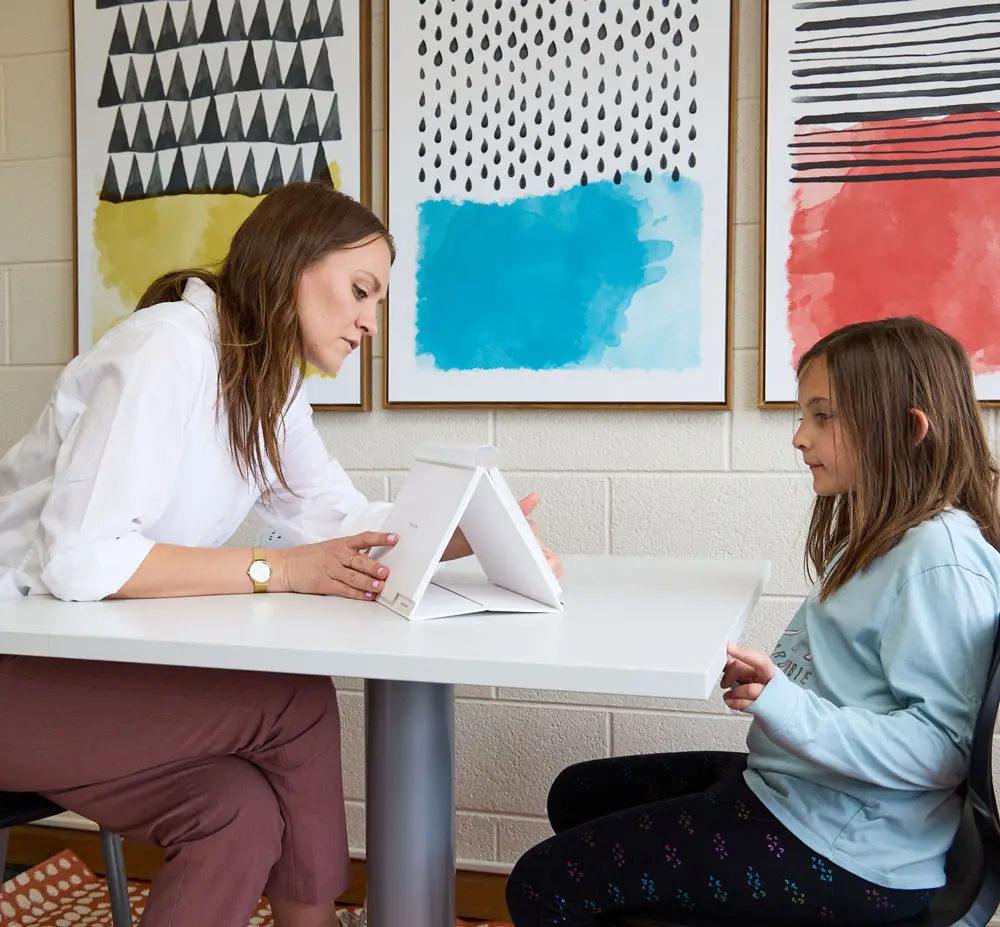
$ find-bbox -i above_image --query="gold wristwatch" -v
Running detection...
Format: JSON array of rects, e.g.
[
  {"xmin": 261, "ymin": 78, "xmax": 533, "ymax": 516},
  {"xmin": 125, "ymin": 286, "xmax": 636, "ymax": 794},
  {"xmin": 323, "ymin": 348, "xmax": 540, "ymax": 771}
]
[{"xmin": 247, "ymin": 547, "xmax": 271, "ymax": 593}]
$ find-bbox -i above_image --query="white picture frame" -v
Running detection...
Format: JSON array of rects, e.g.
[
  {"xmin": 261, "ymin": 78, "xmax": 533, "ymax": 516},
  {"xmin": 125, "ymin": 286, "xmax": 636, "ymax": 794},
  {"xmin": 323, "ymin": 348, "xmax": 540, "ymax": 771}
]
[
  {"xmin": 383, "ymin": 0, "xmax": 737, "ymax": 409},
  {"xmin": 72, "ymin": 0, "xmax": 374, "ymax": 410},
  {"xmin": 760, "ymin": 0, "xmax": 1000, "ymax": 407}
]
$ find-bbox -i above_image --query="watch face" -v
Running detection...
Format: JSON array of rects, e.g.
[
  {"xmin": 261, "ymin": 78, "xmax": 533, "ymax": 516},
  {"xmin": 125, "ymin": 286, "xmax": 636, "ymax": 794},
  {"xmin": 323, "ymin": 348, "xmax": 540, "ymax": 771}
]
[{"xmin": 249, "ymin": 560, "xmax": 271, "ymax": 584}]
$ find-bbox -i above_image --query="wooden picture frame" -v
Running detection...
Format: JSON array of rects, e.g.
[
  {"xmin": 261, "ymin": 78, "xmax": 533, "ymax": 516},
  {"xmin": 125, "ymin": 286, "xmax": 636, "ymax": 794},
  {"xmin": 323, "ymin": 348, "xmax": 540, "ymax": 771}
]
[
  {"xmin": 71, "ymin": 0, "xmax": 374, "ymax": 411},
  {"xmin": 759, "ymin": 0, "xmax": 1000, "ymax": 407},
  {"xmin": 381, "ymin": 0, "xmax": 738, "ymax": 410}
]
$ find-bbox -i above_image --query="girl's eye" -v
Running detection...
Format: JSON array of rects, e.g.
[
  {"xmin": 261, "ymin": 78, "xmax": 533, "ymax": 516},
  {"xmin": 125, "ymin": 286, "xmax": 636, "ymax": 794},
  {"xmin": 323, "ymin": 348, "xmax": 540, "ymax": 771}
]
[
  {"xmin": 353, "ymin": 285, "xmax": 368, "ymax": 300},
  {"xmin": 815, "ymin": 412, "xmax": 833, "ymax": 423}
]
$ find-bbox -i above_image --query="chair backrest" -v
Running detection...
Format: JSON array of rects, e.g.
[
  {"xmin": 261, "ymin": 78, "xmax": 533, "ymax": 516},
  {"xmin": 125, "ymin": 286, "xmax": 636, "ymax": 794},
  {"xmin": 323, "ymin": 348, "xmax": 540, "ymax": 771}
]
[
  {"xmin": 947, "ymin": 620, "xmax": 1000, "ymax": 926},
  {"xmin": 967, "ymin": 623, "xmax": 1000, "ymax": 845}
]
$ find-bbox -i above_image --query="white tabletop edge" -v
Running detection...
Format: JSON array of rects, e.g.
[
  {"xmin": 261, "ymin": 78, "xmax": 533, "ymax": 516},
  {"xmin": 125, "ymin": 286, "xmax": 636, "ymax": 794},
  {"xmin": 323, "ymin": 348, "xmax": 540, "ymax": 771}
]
[{"xmin": 0, "ymin": 555, "xmax": 771, "ymax": 702}]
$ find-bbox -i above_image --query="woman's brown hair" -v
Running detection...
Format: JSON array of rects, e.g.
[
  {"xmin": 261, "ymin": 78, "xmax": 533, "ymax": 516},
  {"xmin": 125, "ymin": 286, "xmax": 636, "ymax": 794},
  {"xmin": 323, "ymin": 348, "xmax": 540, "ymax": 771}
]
[
  {"xmin": 136, "ymin": 182, "xmax": 394, "ymax": 494},
  {"xmin": 799, "ymin": 316, "xmax": 1000, "ymax": 600}
]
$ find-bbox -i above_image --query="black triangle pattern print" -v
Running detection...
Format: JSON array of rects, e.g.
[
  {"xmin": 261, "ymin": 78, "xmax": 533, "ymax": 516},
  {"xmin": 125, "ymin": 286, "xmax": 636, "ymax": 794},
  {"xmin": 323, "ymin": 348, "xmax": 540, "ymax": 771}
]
[
  {"xmin": 157, "ymin": 6, "xmax": 179, "ymax": 51},
  {"xmin": 96, "ymin": 0, "xmax": 350, "ymax": 200},
  {"xmin": 274, "ymin": 0, "xmax": 298, "ymax": 42},
  {"xmin": 298, "ymin": 0, "xmax": 324, "ymax": 41},
  {"xmin": 215, "ymin": 49, "xmax": 235, "ymax": 96},
  {"xmin": 132, "ymin": 8, "xmax": 155, "ymax": 54},
  {"xmin": 156, "ymin": 106, "xmax": 178, "ymax": 150},
  {"xmin": 101, "ymin": 93, "xmax": 343, "ymax": 151},
  {"xmin": 100, "ymin": 140, "xmax": 340, "ymax": 201},
  {"xmin": 122, "ymin": 60, "xmax": 142, "ymax": 103},
  {"xmin": 98, "ymin": 0, "xmax": 185, "ymax": 7},
  {"xmin": 109, "ymin": 11, "xmax": 131, "ymax": 55},
  {"xmin": 132, "ymin": 106, "xmax": 154, "ymax": 152},
  {"xmin": 99, "ymin": 0, "xmax": 343, "ymax": 50},
  {"xmin": 146, "ymin": 154, "xmax": 165, "ymax": 196},
  {"xmin": 214, "ymin": 149, "xmax": 236, "ymax": 193},
  {"xmin": 178, "ymin": 5, "xmax": 199, "ymax": 47},
  {"xmin": 124, "ymin": 156, "xmax": 145, "ymax": 199},
  {"xmin": 144, "ymin": 57, "xmax": 165, "ymax": 101},
  {"xmin": 239, "ymin": 150, "xmax": 260, "ymax": 196},
  {"xmin": 227, "ymin": 3, "xmax": 248, "ymax": 42},
  {"xmin": 263, "ymin": 149, "xmax": 285, "ymax": 192},
  {"xmin": 200, "ymin": 0, "xmax": 226, "ymax": 44}
]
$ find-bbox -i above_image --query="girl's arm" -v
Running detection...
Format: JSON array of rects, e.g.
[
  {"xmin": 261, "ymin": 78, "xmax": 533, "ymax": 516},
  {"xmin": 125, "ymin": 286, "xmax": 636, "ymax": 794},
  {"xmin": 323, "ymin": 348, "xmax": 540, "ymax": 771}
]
[{"xmin": 745, "ymin": 565, "xmax": 997, "ymax": 791}]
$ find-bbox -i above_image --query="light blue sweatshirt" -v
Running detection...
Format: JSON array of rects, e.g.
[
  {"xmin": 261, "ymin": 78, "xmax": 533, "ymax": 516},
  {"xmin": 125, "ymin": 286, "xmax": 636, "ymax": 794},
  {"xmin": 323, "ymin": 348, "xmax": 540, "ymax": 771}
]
[{"xmin": 745, "ymin": 510, "xmax": 1000, "ymax": 890}]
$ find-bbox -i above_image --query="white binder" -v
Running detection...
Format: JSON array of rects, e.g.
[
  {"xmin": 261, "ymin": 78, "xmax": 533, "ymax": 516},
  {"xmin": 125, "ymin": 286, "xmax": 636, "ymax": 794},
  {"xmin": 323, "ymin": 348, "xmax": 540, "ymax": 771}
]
[{"xmin": 371, "ymin": 443, "xmax": 564, "ymax": 620}]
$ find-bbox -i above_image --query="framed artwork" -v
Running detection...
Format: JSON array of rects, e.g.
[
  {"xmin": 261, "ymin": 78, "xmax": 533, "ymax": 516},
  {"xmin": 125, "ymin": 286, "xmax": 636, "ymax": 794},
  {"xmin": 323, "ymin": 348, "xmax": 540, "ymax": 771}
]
[
  {"xmin": 761, "ymin": 0, "xmax": 1000, "ymax": 406},
  {"xmin": 384, "ymin": 0, "xmax": 737, "ymax": 409},
  {"xmin": 72, "ymin": 0, "xmax": 374, "ymax": 410}
]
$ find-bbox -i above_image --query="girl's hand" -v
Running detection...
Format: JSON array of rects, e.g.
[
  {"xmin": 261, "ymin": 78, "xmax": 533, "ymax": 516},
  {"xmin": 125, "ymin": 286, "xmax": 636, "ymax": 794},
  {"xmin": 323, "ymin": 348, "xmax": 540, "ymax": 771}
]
[
  {"xmin": 721, "ymin": 643, "xmax": 778, "ymax": 712},
  {"xmin": 271, "ymin": 531, "xmax": 399, "ymax": 600}
]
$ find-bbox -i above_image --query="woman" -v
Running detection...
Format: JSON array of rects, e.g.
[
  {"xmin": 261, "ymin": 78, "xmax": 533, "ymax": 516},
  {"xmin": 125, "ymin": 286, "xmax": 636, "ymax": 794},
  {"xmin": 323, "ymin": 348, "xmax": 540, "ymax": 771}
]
[{"xmin": 0, "ymin": 182, "xmax": 559, "ymax": 927}]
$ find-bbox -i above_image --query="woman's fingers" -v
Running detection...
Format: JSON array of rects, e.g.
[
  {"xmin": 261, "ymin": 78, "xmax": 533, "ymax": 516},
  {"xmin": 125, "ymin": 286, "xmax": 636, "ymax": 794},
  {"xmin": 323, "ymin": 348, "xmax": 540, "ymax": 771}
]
[
  {"xmin": 321, "ymin": 577, "xmax": 378, "ymax": 601},
  {"xmin": 348, "ymin": 551, "xmax": 389, "ymax": 581},
  {"xmin": 346, "ymin": 531, "xmax": 398, "ymax": 552},
  {"xmin": 334, "ymin": 563, "xmax": 385, "ymax": 596}
]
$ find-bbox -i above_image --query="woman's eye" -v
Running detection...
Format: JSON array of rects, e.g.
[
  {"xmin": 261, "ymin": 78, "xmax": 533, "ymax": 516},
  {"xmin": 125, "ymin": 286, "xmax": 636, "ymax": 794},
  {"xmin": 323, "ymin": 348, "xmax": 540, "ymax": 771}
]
[
  {"xmin": 815, "ymin": 412, "xmax": 832, "ymax": 423},
  {"xmin": 353, "ymin": 285, "xmax": 367, "ymax": 300}
]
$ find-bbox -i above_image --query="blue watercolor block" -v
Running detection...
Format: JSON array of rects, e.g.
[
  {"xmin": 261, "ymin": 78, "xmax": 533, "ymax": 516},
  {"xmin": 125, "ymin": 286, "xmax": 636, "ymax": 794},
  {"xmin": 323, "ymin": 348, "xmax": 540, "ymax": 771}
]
[{"xmin": 414, "ymin": 172, "xmax": 702, "ymax": 371}]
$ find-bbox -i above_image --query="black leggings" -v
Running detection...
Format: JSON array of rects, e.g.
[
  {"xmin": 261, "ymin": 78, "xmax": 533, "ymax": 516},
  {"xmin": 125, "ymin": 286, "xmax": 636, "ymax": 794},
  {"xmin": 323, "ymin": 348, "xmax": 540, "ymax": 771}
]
[{"xmin": 506, "ymin": 752, "xmax": 936, "ymax": 926}]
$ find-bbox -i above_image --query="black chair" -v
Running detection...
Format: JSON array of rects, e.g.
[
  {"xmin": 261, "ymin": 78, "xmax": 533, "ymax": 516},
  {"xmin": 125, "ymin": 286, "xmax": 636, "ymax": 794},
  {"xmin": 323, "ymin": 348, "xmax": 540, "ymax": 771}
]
[
  {"xmin": 0, "ymin": 792, "xmax": 133, "ymax": 927},
  {"xmin": 625, "ymin": 626, "xmax": 1000, "ymax": 927}
]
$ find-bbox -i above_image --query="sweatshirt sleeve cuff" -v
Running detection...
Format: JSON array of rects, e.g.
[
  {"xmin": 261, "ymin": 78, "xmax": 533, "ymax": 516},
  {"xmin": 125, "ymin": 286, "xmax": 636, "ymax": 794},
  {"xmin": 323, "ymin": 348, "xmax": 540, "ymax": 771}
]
[
  {"xmin": 41, "ymin": 534, "xmax": 156, "ymax": 601},
  {"xmin": 746, "ymin": 669, "xmax": 804, "ymax": 735}
]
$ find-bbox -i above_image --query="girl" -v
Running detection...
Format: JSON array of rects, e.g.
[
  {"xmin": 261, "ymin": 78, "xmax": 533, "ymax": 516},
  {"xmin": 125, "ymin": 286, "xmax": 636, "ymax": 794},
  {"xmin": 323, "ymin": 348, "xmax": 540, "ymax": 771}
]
[
  {"xmin": 0, "ymin": 182, "xmax": 558, "ymax": 927},
  {"xmin": 507, "ymin": 317, "xmax": 1000, "ymax": 925}
]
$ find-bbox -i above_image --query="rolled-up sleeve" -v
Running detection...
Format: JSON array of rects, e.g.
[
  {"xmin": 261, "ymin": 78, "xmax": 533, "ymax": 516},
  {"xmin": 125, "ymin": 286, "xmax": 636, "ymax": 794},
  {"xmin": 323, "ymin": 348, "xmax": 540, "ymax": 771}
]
[
  {"xmin": 254, "ymin": 384, "xmax": 392, "ymax": 541},
  {"xmin": 38, "ymin": 324, "xmax": 201, "ymax": 601}
]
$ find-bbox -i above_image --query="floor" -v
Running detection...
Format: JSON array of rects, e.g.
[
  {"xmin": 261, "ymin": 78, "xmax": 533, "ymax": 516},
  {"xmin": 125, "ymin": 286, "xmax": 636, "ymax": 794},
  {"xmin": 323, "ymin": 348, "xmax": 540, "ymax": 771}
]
[{"xmin": 2, "ymin": 850, "xmax": 513, "ymax": 927}]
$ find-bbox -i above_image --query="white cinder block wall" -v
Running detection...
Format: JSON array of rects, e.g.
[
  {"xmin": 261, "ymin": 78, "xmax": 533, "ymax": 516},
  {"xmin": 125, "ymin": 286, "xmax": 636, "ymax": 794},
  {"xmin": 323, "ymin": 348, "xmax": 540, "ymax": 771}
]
[{"xmin": 3, "ymin": 0, "xmax": 999, "ymax": 876}]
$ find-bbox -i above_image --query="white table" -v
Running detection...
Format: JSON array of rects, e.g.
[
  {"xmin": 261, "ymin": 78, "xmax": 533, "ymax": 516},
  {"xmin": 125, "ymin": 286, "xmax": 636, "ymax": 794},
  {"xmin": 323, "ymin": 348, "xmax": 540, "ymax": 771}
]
[{"xmin": 0, "ymin": 554, "xmax": 770, "ymax": 927}]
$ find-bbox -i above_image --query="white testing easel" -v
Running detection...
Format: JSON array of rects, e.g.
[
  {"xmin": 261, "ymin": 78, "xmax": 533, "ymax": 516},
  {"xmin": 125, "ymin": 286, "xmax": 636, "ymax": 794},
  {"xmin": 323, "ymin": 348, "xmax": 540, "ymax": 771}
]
[{"xmin": 371, "ymin": 443, "xmax": 563, "ymax": 620}]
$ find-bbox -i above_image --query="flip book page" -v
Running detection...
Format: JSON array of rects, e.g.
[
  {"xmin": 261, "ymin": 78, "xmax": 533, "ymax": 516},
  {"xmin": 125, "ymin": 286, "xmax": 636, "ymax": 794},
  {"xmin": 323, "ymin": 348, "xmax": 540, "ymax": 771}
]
[{"xmin": 371, "ymin": 443, "xmax": 563, "ymax": 620}]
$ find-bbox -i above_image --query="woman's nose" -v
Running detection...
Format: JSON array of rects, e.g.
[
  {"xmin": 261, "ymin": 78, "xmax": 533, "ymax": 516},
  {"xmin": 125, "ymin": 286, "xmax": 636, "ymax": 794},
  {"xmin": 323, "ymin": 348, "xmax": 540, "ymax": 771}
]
[{"xmin": 358, "ymin": 304, "xmax": 378, "ymax": 337}]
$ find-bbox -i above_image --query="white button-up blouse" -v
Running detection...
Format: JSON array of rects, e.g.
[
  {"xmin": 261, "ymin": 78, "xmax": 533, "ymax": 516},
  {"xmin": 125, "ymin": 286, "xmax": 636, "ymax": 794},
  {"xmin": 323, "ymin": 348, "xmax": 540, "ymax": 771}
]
[{"xmin": 0, "ymin": 278, "xmax": 390, "ymax": 601}]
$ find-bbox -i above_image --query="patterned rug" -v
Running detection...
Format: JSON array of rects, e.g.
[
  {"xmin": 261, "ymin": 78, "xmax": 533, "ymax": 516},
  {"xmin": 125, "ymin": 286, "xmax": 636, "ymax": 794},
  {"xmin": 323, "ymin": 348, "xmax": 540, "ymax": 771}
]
[{"xmin": 0, "ymin": 850, "xmax": 509, "ymax": 926}]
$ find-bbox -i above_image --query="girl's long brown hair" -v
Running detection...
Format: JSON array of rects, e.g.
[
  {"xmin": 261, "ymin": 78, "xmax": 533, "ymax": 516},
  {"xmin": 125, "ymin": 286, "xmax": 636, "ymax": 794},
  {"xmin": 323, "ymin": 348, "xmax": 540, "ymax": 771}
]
[
  {"xmin": 136, "ymin": 182, "xmax": 394, "ymax": 494},
  {"xmin": 800, "ymin": 317, "xmax": 1000, "ymax": 600}
]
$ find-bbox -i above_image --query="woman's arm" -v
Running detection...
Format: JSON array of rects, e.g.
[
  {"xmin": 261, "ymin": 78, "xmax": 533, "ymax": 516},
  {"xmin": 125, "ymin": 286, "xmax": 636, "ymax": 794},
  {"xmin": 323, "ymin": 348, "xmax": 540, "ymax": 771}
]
[
  {"xmin": 109, "ymin": 533, "xmax": 398, "ymax": 599},
  {"xmin": 109, "ymin": 544, "xmax": 261, "ymax": 598},
  {"xmin": 38, "ymin": 322, "xmax": 206, "ymax": 601}
]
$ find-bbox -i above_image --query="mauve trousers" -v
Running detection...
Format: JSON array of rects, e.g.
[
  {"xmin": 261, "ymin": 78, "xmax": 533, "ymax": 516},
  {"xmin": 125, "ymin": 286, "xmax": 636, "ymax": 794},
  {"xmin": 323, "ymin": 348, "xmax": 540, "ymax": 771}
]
[{"xmin": 0, "ymin": 654, "xmax": 351, "ymax": 927}]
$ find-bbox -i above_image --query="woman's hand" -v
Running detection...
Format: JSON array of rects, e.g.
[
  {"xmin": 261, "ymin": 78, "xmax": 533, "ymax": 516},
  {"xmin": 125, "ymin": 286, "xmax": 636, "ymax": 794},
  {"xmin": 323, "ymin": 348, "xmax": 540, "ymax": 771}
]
[
  {"xmin": 721, "ymin": 643, "xmax": 777, "ymax": 712},
  {"xmin": 271, "ymin": 531, "xmax": 399, "ymax": 600},
  {"xmin": 441, "ymin": 492, "xmax": 563, "ymax": 578},
  {"xmin": 520, "ymin": 493, "xmax": 563, "ymax": 578}
]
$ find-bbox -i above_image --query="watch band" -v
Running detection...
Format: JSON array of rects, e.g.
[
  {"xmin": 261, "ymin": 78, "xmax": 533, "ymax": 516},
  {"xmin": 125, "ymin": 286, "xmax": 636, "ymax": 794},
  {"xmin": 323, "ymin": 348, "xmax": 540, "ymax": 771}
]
[{"xmin": 248, "ymin": 546, "xmax": 270, "ymax": 593}]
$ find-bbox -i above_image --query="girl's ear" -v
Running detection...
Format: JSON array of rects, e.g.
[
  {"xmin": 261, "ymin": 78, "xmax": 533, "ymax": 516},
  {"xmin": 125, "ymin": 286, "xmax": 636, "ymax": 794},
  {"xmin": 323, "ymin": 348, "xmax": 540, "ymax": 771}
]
[{"xmin": 911, "ymin": 408, "xmax": 930, "ymax": 446}]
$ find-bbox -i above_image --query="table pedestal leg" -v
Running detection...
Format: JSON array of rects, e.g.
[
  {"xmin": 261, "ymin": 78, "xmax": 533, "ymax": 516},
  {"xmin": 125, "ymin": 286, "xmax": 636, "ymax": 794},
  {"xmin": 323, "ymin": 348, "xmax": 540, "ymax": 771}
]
[{"xmin": 364, "ymin": 679, "xmax": 456, "ymax": 927}]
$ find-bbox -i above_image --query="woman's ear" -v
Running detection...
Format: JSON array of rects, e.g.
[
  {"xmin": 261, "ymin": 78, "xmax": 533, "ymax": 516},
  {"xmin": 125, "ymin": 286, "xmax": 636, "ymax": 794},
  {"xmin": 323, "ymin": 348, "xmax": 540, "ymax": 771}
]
[{"xmin": 911, "ymin": 408, "xmax": 930, "ymax": 445}]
